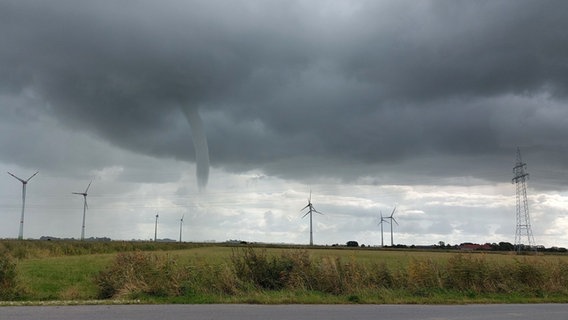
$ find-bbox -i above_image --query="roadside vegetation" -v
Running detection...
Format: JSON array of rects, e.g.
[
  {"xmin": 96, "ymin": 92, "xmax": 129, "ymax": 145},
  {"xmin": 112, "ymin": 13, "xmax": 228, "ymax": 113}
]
[{"xmin": 2, "ymin": 240, "xmax": 568, "ymax": 304}]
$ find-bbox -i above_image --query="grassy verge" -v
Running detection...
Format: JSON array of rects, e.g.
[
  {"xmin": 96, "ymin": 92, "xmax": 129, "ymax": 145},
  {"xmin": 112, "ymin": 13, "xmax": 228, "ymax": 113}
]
[
  {"xmin": 18, "ymin": 254, "xmax": 112, "ymax": 300},
  {"xmin": 2, "ymin": 241, "xmax": 568, "ymax": 304}
]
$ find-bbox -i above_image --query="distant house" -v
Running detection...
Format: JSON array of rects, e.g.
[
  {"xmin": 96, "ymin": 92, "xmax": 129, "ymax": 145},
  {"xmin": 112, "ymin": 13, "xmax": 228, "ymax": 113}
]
[{"xmin": 459, "ymin": 243, "xmax": 492, "ymax": 251}]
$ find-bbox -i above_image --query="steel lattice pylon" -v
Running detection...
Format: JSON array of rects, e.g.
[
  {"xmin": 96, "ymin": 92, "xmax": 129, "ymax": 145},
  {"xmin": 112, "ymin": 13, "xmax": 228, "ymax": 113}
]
[{"xmin": 512, "ymin": 147, "xmax": 535, "ymax": 252}]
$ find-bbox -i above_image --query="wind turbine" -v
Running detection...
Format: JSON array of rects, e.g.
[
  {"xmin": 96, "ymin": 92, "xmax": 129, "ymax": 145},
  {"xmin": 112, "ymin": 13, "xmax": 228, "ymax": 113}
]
[
  {"xmin": 378, "ymin": 210, "xmax": 390, "ymax": 247},
  {"xmin": 179, "ymin": 214, "xmax": 185, "ymax": 243},
  {"xmin": 387, "ymin": 206, "xmax": 399, "ymax": 246},
  {"xmin": 7, "ymin": 171, "xmax": 38, "ymax": 240},
  {"xmin": 73, "ymin": 180, "xmax": 92, "ymax": 241},
  {"xmin": 301, "ymin": 190, "xmax": 323, "ymax": 246},
  {"xmin": 154, "ymin": 212, "xmax": 160, "ymax": 242},
  {"xmin": 154, "ymin": 212, "xmax": 159, "ymax": 242}
]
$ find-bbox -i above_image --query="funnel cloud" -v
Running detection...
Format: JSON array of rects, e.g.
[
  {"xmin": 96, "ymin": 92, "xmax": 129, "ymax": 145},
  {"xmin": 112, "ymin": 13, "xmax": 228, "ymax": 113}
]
[{"xmin": 180, "ymin": 106, "xmax": 210, "ymax": 190}]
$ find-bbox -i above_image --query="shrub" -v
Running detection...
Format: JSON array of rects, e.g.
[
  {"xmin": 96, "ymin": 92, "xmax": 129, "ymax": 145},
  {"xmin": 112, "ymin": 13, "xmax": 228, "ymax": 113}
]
[
  {"xmin": 232, "ymin": 248, "xmax": 398, "ymax": 295},
  {"xmin": 95, "ymin": 251, "xmax": 184, "ymax": 299},
  {"xmin": 180, "ymin": 262, "xmax": 240, "ymax": 296},
  {"xmin": 279, "ymin": 250, "xmax": 315, "ymax": 290},
  {"xmin": 231, "ymin": 247, "xmax": 293, "ymax": 290}
]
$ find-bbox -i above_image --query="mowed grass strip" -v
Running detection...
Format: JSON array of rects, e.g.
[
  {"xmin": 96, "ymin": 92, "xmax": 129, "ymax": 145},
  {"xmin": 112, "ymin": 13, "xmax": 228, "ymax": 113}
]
[{"xmin": 18, "ymin": 254, "xmax": 113, "ymax": 300}]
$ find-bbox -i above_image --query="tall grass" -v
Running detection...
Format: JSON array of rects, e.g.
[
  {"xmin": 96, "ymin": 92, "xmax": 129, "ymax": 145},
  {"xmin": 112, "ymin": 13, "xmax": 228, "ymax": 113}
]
[
  {"xmin": 92, "ymin": 248, "xmax": 568, "ymax": 303},
  {"xmin": 96, "ymin": 251, "xmax": 183, "ymax": 298},
  {"xmin": 0, "ymin": 254, "xmax": 22, "ymax": 300},
  {"xmin": 95, "ymin": 251, "xmax": 242, "ymax": 300}
]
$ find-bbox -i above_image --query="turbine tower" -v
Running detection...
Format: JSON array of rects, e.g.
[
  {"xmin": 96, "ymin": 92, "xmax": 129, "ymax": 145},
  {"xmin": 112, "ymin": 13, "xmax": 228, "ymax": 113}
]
[
  {"xmin": 512, "ymin": 147, "xmax": 535, "ymax": 252},
  {"xmin": 179, "ymin": 214, "xmax": 185, "ymax": 243},
  {"xmin": 387, "ymin": 206, "xmax": 399, "ymax": 246},
  {"xmin": 7, "ymin": 171, "xmax": 38, "ymax": 240},
  {"xmin": 73, "ymin": 180, "xmax": 92, "ymax": 241},
  {"xmin": 301, "ymin": 191, "xmax": 323, "ymax": 246},
  {"xmin": 154, "ymin": 212, "xmax": 159, "ymax": 242},
  {"xmin": 378, "ymin": 211, "xmax": 389, "ymax": 247}
]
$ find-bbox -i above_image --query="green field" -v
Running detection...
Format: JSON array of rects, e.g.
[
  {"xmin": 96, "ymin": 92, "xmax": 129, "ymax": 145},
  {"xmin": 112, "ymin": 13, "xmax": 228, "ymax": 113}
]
[{"xmin": 2, "ymin": 240, "xmax": 568, "ymax": 305}]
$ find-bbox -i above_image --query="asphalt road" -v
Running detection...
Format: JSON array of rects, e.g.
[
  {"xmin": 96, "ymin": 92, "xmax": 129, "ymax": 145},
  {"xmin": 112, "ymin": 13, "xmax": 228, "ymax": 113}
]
[{"xmin": 1, "ymin": 304, "xmax": 567, "ymax": 320}]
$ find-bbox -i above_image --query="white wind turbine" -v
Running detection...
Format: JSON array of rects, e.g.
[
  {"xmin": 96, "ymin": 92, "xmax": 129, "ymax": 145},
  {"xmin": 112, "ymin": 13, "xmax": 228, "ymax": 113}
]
[
  {"xmin": 378, "ymin": 210, "xmax": 390, "ymax": 247},
  {"xmin": 301, "ymin": 190, "xmax": 323, "ymax": 246},
  {"xmin": 72, "ymin": 180, "xmax": 92, "ymax": 241},
  {"xmin": 387, "ymin": 206, "xmax": 399, "ymax": 246},
  {"xmin": 179, "ymin": 214, "xmax": 185, "ymax": 243},
  {"xmin": 154, "ymin": 213, "xmax": 159, "ymax": 242},
  {"xmin": 7, "ymin": 171, "xmax": 38, "ymax": 240}
]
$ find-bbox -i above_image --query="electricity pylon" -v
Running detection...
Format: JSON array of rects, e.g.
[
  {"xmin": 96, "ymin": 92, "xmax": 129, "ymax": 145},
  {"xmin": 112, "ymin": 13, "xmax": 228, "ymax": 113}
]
[{"xmin": 512, "ymin": 147, "xmax": 535, "ymax": 252}]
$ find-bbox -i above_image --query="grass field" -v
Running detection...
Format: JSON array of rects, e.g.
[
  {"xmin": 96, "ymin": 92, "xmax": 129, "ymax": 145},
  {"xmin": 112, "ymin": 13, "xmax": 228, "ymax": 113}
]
[{"xmin": 2, "ymin": 240, "xmax": 568, "ymax": 304}]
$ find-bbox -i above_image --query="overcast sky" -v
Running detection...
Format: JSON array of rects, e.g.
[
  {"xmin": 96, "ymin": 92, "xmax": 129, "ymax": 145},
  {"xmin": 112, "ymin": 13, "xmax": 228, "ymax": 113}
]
[{"xmin": 1, "ymin": 0, "xmax": 568, "ymax": 247}]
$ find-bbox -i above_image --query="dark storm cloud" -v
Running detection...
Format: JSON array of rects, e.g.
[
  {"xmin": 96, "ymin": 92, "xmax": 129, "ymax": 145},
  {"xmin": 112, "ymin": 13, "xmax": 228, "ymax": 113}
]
[{"xmin": 2, "ymin": 0, "xmax": 568, "ymax": 188}]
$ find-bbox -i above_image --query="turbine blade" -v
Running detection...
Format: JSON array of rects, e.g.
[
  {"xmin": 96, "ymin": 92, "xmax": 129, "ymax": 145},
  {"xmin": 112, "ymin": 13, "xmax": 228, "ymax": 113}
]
[
  {"xmin": 85, "ymin": 180, "xmax": 93, "ymax": 193},
  {"xmin": 7, "ymin": 172, "xmax": 25, "ymax": 183},
  {"xmin": 27, "ymin": 171, "xmax": 39, "ymax": 182},
  {"xmin": 300, "ymin": 204, "xmax": 310, "ymax": 211},
  {"xmin": 391, "ymin": 217, "xmax": 399, "ymax": 225},
  {"xmin": 390, "ymin": 206, "xmax": 397, "ymax": 217},
  {"xmin": 302, "ymin": 211, "xmax": 310, "ymax": 218},
  {"xmin": 72, "ymin": 192, "xmax": 82, "ymax": 195},
  {"xmin": 85, "ymin": 198, "xmax": 88, "ymax": 210}
]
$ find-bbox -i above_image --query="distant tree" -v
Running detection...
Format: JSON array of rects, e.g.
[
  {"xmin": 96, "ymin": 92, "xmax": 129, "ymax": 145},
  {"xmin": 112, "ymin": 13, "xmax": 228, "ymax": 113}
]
[
  {"xmin": 346, "ymin": 241, "xmax": 359, "ymax": 247},
  {"xmin": 498, "ymin": 242, "xmax": 515, "ymax": 251}
]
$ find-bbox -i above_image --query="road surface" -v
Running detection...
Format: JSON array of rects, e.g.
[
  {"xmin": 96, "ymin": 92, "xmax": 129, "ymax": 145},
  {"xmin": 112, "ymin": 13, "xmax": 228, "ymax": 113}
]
[{"xmin": 1, "ymin": 304, "xmax": 567, "ymax": 320}]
